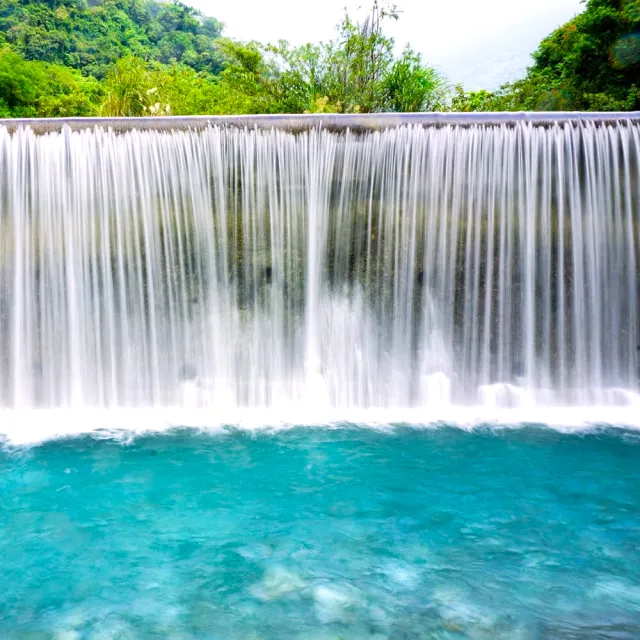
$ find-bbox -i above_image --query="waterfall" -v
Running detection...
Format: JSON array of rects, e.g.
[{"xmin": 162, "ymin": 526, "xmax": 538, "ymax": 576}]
[{"xmin": 0, "ymin": 119, "xmax": 638, "ymax": 413}]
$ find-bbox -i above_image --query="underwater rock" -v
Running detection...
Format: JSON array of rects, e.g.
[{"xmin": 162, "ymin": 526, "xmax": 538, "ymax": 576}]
[
  {"xmin": 312, "ymin": 583, "xmax": 364, "ymax": 624},
  {"xmin": 250, "ymin": 565, "xmax": 306, "ymax": 601}
]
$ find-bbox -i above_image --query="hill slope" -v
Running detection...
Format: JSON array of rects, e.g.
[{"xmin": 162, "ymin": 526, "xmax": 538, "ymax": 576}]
[{"xmin": 0, "ymin": 0, "xmax": 223, "ymax": 78}]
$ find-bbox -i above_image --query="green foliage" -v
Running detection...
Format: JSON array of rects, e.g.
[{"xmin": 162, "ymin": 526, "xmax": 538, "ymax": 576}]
[
  {"xmin": 456, "ymin": 0, "xmax": 640, "ymax": 112},
  {"xmin": 529, "ymin": 0, "xmax": 640, "ymax": 110},
  {"xmin": 1, "ymin": 0, "xmax": 638, "ymax": 118},
  {"xmin": 0, "ymin": 46, "xmax": 99, "ymax": 116},
  {"xmin": 99, "ymin": 55, "xmax": 220, "ymax": 115},
  {"xmin": 268, "ymin": 42, "xmax": 335, "ymax": 113},
  {"xmin": 0, "ymin": 0, "xmax": 223, "ymax": 78},
  {"xmin": 323, "ymin": 1, "xmax": 397, "ymax": 113},
  {"xmin": 99, "ymin": 55, "xmax": 162, "ymax": 116},
  {"xmin": 264, "ymin": 2, "xmax": 448, "ymax": 114},
  {"xmin": 382, "ymin": 47, "xmax": 449, "ymax": 112},
  {"xmin": 205, "ymin": 39, "xmax": 283, "ymax": 115},
  {"xmin": 450, "ymin": 86, "xmax": 503, "ymax": 112}
]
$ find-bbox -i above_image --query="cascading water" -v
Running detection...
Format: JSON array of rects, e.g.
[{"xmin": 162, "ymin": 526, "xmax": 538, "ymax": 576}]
[{"xmin": 0, "ymin": 119, "xmax": 639, "ymax": 418}]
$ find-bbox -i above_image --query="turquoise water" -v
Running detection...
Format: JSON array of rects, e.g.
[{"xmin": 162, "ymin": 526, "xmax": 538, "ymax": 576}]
[{"xmin": 1, "ymin": 426, "xmax": 640, "ymax": 639}]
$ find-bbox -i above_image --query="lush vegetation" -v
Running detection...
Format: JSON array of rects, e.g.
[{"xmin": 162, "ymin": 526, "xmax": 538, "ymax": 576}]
[
  {"xmin": 0, "ymin": 0, "xmax": 638, "ymax": 117},
  {"xmin": 0, "ymin": 47, "xmax": 100, "ymax": 116},
  {"xmin": 0, "ymin": 0, "xmax": 223, "ymax": 78},
  {"xmin": 452, "ymin": 0, "xmax": 640, "ymax": 112},
  {"xmin": 267, "ymin": 3, "xmax": 449, "ymax": 114},
  {"xmin": 0, "ymin": 0, "xmax": 451, "ymax": 116}
]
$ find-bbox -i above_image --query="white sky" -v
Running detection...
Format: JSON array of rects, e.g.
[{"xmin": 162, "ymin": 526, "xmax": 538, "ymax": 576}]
[{"xmin": 190, "ymin": 0, "xmax": 584, "ymax": 89}]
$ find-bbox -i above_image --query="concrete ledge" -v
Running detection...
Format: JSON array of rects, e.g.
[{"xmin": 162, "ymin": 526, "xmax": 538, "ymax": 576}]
[{"xmin": 0, "ymin": 112, "xmax": 639, "ymax": 134}]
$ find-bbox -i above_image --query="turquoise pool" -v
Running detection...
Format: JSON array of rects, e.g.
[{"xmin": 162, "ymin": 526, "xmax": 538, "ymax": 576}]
[{"xmin": 1, "ymin": 426, "xmax": 639, "ymax": 639}]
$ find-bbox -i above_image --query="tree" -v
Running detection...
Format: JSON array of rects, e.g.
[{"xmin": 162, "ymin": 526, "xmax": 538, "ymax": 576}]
[
  {"xmin": 206, "ymin": 39, "xmax": 283, "ymax": 114},
  {"xmin": 323, "ymin": 0, "xmax": 397, "ymax": 113},
  {"xmin": 264, "ymin": 2, "xmax": 449, "ymax": 114},
  {"xmin": 0, "ymin": 0, "xmax": 224, "ymax": 78},
  {"xmin": 267, "ymin": 42, "xmax": 336, "ymax": 113},
  {"xmin": 458, "ymin": 0, "xmax": 640, "ymax": 112},
  {"xmin": 99, "ymin": 55, "xmax": 219, "ymax": 116},
  {"xmin": 99, "ymin": 55, "xmax": 160, "ymax": 116},
  {"xmin": 382, "ymin": 47, "xmax": 449, "ymax": 112},
  {"xmin": 530, "ymin": 0, "xmax": 639, "ymax": 109},
  {"xmin": 450, "ymin": 86, "xmax": 501, "ymax": 112},
  {"xmin": 0, "ymin": 46, "xmax": 99, "ymax": 117}
]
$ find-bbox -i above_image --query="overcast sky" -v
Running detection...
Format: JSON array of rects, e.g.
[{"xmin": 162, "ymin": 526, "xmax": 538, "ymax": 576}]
[{"xmin": 189, "ymin": 0, "xmax": 583, "ymax": 89}]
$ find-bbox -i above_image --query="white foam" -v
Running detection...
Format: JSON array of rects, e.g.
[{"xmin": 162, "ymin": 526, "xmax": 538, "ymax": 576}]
[{"xmin": 1, "ymin": 398, "xmax": 639, "ymax": 447}]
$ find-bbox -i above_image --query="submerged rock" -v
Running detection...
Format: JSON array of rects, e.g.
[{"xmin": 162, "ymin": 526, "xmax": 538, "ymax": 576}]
[
  {"xmin": 312, "ymin": 582, "xmax": 364, "ymax": 624},
  {"xmin": 250, "ymin": 565, "xmax": 306, "ymax": 601}
]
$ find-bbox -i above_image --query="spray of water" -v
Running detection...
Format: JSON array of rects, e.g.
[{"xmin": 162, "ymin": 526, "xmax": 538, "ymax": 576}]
[{"xmin": 0, "ymin": 121, "xmax": 638, "ymax": 414}]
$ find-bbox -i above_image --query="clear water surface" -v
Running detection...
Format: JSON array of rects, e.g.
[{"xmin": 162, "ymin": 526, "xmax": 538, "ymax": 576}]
[{"xmin": 1, "ymin": 425, "xmax": 639, "ymax": 639}]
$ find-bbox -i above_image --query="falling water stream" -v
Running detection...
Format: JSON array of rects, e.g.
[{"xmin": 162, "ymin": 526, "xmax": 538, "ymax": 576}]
[{"xmin": 0, "ymin": 119, "xmax": 638, "ymax": 419}]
